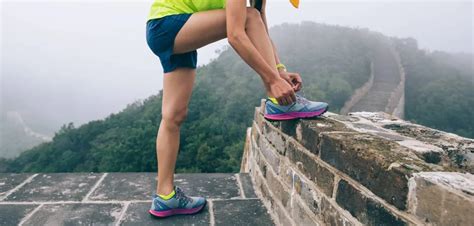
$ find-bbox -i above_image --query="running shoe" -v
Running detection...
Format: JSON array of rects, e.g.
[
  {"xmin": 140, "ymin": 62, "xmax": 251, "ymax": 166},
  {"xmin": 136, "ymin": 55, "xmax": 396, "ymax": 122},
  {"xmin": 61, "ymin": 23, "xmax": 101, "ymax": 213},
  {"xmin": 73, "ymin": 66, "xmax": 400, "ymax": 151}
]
[
  {"xmin": 149, "ymin": 186, "xmax": 206, "ymax": 218},
  {"xmin": 264, "ymin": 93, "xmax": 328, "ymax": 120}
]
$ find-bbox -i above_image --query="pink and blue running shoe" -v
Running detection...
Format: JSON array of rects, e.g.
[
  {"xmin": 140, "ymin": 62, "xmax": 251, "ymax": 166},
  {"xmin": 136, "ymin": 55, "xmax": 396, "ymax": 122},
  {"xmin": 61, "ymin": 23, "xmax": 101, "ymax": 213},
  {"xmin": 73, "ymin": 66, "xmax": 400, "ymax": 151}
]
[
  {"xmin": 264, "ymin": 93, "xmax": 329, "ymax": 120},
  {"xmin": 149, "ymin": 186, "xmax": 206, "ymax": 218}
]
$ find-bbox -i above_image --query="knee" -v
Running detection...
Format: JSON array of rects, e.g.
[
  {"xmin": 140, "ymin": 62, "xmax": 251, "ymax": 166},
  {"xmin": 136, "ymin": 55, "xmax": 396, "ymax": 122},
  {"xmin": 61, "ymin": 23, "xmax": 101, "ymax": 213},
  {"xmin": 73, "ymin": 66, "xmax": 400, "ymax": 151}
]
[
  {"xmin": 246, "ymin": 7, "xmax": 263, "ymax": 27},
  {"xmin": 161, "ymin": 108, "xmax": 189, "ymax": 128}
]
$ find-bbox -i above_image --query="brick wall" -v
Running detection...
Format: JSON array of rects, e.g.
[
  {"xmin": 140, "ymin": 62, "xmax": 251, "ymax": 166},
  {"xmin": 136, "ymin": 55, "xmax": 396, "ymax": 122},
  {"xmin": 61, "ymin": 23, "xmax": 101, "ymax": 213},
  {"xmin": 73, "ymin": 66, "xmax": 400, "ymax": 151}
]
[{"xmin": 240, "ymin": 100, "xmax": 473, "ymax": 226}]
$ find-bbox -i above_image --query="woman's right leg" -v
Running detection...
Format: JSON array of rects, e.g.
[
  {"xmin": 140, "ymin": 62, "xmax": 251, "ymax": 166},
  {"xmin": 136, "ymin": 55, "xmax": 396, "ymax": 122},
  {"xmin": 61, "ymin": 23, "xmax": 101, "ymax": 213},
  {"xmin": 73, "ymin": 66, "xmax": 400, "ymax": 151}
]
[
  {"xmin": 156, "ymin": 8, "xmax": 280, "ymax": 195},
  {"xmin": 156, "ymin": 68, "xmax": 196, "ymax": 196},
  {"xmin": 173, "ymin": 8, "xmax": 279, "ymax": 94}
]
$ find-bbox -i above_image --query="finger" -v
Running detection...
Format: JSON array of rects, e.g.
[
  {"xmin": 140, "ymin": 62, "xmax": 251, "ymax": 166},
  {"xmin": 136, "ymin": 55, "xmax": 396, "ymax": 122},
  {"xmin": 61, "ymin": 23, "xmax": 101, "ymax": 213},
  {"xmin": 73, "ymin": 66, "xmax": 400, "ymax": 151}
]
[
  {"xmin": 296, "ymin": 83, "xmax": 302, "ymax": 91},
  {"xmin": 296, "ymin": 75, "xmax": 302, "ymax": 83},
  {"xmin": 282, "ymin": 95, "xmax": 291, "ymax": 105},
  {"xmin": 290, "ymin": 91, "xmax": 297, "ymax": 102},
  {"xmin": 277, "ymin": 97, "xmax": 285, "ymax": 105},
  {"xmin": 296, "ymin": 84, "xmax": 302, "ymax": 92},
  {"xmin": 282, "ymin": 96, "xmax": 291, "ymax": 105}
]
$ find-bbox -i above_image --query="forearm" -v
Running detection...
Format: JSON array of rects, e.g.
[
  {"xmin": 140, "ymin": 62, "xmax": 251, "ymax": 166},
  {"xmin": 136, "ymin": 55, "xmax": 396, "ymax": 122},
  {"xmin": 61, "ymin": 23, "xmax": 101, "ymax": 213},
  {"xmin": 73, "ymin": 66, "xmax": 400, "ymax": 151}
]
[
  {"xmin": 270, "ymin": 39, "xmax": 283, "ymax": 70},
  {"xmin": 228, "ymin": 33, "xmax": 280, "ymax": 84},
  {"xmin": 261, "ymin": 10, "xmax": 283, "ymax": 72}
]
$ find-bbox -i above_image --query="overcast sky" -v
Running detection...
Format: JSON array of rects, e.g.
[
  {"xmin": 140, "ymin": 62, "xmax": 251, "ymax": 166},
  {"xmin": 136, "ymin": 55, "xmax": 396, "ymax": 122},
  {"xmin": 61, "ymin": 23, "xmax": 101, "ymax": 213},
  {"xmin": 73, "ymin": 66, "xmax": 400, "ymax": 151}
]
[{"xmin": 1, "ymin": 0, "xmax": 472, "ymax": 130}]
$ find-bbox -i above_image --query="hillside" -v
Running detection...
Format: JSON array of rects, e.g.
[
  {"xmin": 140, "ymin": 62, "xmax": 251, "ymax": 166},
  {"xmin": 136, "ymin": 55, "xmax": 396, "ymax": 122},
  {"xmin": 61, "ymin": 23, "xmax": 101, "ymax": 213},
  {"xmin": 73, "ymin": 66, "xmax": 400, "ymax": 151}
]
[
  {"xmin": 393, "ymin": 38, "xmax": 474, "ymax": 138},
  {"xmin": 1, "ymin": 22, "xmax": 472, "ymax": 173}
]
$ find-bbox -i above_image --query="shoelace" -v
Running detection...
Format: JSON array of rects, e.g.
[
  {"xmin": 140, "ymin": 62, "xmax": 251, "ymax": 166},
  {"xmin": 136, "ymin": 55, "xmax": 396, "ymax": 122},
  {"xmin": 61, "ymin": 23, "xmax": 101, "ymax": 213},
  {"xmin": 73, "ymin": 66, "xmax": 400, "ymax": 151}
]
[
  {"xmin": 295, "ymin": 94, "xmax": 310, "ymax": 105},
  {"xmin": 175, "ymin": 187, "xmax": 193, "ymax": 205}
]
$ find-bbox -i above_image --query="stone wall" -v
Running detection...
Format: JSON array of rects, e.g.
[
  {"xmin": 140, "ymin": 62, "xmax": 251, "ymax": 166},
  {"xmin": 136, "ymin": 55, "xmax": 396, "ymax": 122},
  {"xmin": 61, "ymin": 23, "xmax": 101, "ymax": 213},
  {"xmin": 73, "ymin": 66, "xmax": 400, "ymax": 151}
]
[
  {"xmin": 342, "ymin": 40, "xmax": 405, "ymax": 119},
  {"xmin": 240, "ymin": 100, "xmax": 473, "ymax": 226},
  {"xmin": 385, "ymin": 47, "xmax": 406, "ymax": 119},
  {"xmin": 340, "ymin": 62, "xmax": 374, "ymax": 115}
]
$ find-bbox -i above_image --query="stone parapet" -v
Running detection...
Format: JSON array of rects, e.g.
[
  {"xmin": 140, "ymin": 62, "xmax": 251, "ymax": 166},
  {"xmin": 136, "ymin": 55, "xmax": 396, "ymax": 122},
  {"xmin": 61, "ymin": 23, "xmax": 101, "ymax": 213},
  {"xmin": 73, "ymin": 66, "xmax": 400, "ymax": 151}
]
[{"xmin": 240, "ymin": 100, "xmax": 473, "ymax": 225}]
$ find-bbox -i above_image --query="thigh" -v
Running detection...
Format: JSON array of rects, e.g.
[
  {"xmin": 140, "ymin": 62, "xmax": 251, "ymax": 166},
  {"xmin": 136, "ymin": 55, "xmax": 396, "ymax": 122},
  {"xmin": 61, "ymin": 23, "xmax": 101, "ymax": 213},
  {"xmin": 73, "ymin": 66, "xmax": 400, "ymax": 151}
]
[
  {"xmin": 173, "ymin": 9, "xmax": 227, "ymax": 54},
  {"xmin": 161, "ymin": 68, "xmax": 196, "ymax": 118}
]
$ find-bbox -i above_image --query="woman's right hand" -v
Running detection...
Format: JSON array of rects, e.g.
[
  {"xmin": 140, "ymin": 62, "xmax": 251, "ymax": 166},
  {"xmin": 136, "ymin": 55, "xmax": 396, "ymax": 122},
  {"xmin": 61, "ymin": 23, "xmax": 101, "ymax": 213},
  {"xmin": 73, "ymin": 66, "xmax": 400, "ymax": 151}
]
[{"xmin": 268, "ymin": 78, "xmax": 296, "ymax": 105}]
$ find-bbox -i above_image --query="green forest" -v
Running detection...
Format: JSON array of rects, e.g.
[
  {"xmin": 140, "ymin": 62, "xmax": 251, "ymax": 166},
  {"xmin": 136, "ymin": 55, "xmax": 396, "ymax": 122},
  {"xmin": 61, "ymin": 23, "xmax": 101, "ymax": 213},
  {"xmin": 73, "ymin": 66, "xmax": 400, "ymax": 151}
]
[
  {"xmin": 393, "ymin": 38, "xmax": 474, "ymax": 138},
  {"xmin": 1, "ymin": 22, "xmax": 472, "ymax": 173}
]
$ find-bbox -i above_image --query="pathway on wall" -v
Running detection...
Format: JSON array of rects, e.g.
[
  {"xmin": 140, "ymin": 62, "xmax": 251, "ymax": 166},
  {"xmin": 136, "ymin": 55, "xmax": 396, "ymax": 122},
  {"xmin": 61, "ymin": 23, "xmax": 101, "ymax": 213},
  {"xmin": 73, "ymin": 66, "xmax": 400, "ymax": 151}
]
[
  {"xmin": 348, "ymin": 41, "xmax": 402, "ymax": 113},
  {"xmin": 0, "ymin": 173, "xmax": 275, "ymax": 226}
]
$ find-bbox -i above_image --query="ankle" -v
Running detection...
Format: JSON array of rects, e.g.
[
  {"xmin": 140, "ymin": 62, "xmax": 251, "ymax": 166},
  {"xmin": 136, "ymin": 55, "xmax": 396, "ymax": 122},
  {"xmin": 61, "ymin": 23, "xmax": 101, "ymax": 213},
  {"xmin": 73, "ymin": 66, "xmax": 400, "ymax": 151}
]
[{"xmin": 156, "ymin": 185, "xmax": 174, "ymax": 196}]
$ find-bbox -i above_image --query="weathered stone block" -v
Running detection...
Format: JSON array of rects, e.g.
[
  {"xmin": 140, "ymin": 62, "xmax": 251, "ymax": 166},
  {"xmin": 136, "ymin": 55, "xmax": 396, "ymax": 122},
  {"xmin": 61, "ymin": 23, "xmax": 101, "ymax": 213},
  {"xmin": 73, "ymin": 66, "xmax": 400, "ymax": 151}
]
[
  {"xmin": 279, "ymin": 119, "xmax": 300, "ymax": 139},
  {"xmin": 265, "ymin": 161, "xmax": 290, "ymax": 209},
  {"xmin": 23, "ymin": 203, "xmax": 123, "ymax": 225},
  {"xmin": 293, "ymin": 171, "xmax": 358, "ymax": 226},
  {"xmin": 0, "ymin": 173, "xmax": 34, "ymax": 198},
  {"xmin": 179, "ymin": 174, "xmax": 241, "ymax": 199},
  {"xmin": 254, "ymin": 107, "xmax": 265, "ymax": 132},
  {"xmin": 297, "ymin": 118, "xmax": 354, "ymax": 155},
  {"xmin": 409, "ymin": 172, "xmax": 474, "ymax": 225},
  {"xmin": 251, "ymin": 121, "xmax": 261, "ymax": 146},
  {"xmin": 287, "ymin": 140, "xmax": 335, "ymax": 197},
  {"xmin": 258, "ymin": 134, "xmax": 281, "ymax": 173},
  {"xmin": 239, "ymin": 173, "xmax": 258, "ymax": 198},
  {"xmin": 262, "ymin": 121, "xmax": 287, "ymax": 155},
  {"xmin": 297, "ymin": 175, "xmax": 322, "ymax": 216},
  {"xmin": 214, "ymin": 200, "xmax": 274, "ymax": 226},
  {"xmin": 290, "ymin": 196, "xmax": 320, "ymax": 226},
  {"xmin": 336, "ymin": 180, "xmax": 408, "ymax": 226},
  {"xmin": 255, "ymin": 148, "xmax": 268, "ymax": 179},
  {"xmin": 251, "ymin": 159, "xmax": 293, "ymax": 226},
  {"xmin": 4, "ymin": 173, "xmax": 102, "ymax": 202},
  {"xmin": 320, "ymin": 196, "xmax": 357, "ymax": 226},
  {"xmin": 0, "ymin": 204, "xmax": 39, "ymax": 225},
  {"xmin": 320, "ymin": 132, "xmax": 437, "ymax": 210},
  {"xmin": 88, "ymin": 173, "xmax": 155, "ymax": 201},
  {"xmin": 278, "ymin": 159, "xmax": 295, "ymax": 189},
  {"xmin": 349, "ymin": 112, "xmax": 474, "ymax": 173}
]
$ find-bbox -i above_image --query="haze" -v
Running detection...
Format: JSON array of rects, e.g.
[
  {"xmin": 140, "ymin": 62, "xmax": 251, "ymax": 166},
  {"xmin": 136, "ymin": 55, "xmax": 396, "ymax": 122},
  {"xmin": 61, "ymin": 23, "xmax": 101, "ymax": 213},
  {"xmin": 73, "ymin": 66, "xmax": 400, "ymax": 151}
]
[{"xmin": 1, "ymin": 0, "xmax": 472, "ymax": 136}]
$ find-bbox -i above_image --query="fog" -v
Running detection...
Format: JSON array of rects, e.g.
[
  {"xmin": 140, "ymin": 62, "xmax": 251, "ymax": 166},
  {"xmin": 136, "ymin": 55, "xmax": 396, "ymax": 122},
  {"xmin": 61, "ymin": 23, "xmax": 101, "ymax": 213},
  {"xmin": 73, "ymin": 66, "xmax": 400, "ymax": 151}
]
[{"xmin": 1, "ymin": 0, "xmax": 472, "ymax": 135}]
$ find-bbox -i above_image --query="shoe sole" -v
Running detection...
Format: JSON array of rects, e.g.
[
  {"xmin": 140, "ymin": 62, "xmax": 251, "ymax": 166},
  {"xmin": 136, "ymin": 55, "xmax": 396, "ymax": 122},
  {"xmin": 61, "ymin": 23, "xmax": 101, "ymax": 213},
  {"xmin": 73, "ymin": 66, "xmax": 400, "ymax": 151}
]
[
  {"xmin": 149, "ymin": 201, "xmax": 206, "ymax": 218},
  {"xmin": 263, "ymin": 107, "xmax": 328, "ymax": 121}
]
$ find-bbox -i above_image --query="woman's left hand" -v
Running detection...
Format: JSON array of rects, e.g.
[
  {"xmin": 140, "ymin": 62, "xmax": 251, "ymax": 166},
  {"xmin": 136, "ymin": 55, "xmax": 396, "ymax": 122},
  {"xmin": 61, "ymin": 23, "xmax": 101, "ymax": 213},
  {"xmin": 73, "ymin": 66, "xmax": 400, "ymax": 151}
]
[{"xmin": 279, "ymin": 71, "xmax": 302, "ymax": 92}]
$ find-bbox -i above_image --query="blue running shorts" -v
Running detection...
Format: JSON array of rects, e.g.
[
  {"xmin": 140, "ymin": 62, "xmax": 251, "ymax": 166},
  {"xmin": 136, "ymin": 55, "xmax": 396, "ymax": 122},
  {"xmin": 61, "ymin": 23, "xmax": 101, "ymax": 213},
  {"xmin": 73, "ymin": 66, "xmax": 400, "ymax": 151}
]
[{"xmin": 146, "ymin": 14, "xmax": 197, "ymax": 73}]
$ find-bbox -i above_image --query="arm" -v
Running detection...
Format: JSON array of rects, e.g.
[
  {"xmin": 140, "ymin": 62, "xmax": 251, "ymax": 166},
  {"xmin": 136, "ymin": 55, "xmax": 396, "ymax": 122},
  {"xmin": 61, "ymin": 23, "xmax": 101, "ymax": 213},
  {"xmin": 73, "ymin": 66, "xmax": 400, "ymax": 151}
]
[
  {"xmin": 259, "ymin": 0, "xmax": 282, "ymax": 68},
  {"xmin": 226, "ymin": 0, "xmax": 296, "ymax": 105},
  {"xmin": 226, "ymin": 0, "xmax": 279, "ymax": 84},
  {"xmin": 260, "ymin": 0, "xmax": 303, "ymax": 91}
]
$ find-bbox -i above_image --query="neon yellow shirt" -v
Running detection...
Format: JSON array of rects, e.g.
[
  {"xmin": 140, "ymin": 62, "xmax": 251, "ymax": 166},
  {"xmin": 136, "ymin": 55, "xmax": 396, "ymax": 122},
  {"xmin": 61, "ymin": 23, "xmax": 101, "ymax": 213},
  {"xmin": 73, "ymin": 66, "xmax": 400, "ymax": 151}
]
[{"xmin": 148, "ymin": 0, "xmax": 228, "ymax": 21}]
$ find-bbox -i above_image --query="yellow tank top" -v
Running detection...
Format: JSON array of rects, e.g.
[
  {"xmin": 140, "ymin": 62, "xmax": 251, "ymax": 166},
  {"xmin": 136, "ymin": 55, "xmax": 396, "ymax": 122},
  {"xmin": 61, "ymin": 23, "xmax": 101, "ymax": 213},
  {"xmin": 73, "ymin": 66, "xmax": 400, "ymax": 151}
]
[{"xmin": 147, "ymin": 0, "xmax": 228, "ymax": 21}]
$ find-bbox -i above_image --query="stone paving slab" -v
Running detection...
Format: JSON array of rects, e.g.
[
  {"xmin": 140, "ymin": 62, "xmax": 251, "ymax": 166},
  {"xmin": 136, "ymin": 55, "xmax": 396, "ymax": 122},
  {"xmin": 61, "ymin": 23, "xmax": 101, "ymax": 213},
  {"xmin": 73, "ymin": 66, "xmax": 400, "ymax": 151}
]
[
  {"xmin": 0, "ymin": 204, "xmax": 38, "ymax": 225},
  {"xmin": 0, "ymin": 173, "xmax": 275, "ymax": 225},
  {"xmin": 0, "ymin": 173, "xmax": 34, "ymax": 198},
  {"xmin": 213, "ymin": 199, "xmax": 274, "ymax": 226},
  {"xmin": 172, "ymin": 174, "xmax": 241, "ymax": 199},
  {"xmin": 88, "ymin": 173, "xmax": 155, "ymax": 201},
  {"xmin": 89, "ymin": 173, "xmax": 241, "ymax": 201},
  {"xmin": 239, "ymin": 173, "xmax": 257, "ymax": 198},
  {"xmin": 4, "ymin": 173, "xmax": 103, "ymax": 202},
  {"xmin": 23, "ymin": 203, "xmax": 123, "ymax": 225},
  {"xmin": 120, "ymin": 202, "xmax": 210, "ymax": 226}
]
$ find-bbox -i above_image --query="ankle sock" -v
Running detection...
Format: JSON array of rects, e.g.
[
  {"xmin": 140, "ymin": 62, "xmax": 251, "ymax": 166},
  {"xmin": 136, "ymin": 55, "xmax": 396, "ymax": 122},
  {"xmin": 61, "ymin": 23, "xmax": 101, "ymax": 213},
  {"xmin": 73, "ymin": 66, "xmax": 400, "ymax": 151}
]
[
  {"xmin": 158, "ymin": 189, "xmax": 176, "ymax": 200},
  {"xmin": 268, "ymin": 97, "xmax": 279, "ymax": 105}
]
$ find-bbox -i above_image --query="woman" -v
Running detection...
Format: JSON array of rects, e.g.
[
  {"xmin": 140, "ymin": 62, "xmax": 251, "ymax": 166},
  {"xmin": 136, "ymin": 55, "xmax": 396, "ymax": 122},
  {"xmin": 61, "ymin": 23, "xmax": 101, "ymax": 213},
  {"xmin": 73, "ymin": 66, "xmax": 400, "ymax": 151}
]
[{"xmin": 146, "ymin": 0, "xmax": 328, "ymax": 218}]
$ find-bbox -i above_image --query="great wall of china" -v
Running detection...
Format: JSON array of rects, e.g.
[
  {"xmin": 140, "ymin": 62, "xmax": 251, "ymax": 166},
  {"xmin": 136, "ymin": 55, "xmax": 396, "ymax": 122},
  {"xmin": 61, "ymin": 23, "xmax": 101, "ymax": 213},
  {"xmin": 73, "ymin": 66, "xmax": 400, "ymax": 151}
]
[{"xmin": 341, "ymin": 39, "xmax": 405, "ymax": 119}]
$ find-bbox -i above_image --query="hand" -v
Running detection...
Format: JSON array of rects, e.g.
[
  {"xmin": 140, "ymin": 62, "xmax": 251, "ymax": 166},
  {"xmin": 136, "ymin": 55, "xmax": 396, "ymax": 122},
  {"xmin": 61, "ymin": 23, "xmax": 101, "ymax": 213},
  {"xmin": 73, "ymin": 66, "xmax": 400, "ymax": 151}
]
[
  {"xmin": 279, "ymin": 71, "xmax": 303, "ymax": 92},
  {"xmin": 268, "ymin": 78, "xmax": 296, "ymax": 105}
]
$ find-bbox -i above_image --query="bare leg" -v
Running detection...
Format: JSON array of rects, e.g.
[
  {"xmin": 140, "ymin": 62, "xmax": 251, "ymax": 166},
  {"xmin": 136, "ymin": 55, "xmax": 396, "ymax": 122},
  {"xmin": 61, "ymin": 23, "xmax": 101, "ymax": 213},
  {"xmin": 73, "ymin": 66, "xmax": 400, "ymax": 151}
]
[
  {"xmin": 155, "ymin": 8, "xmax": 279, "ymax": 195},
  {"xmin": 156, "ymin": 68, "xmax": 196, "ymax": 195}
]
